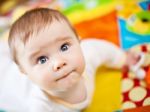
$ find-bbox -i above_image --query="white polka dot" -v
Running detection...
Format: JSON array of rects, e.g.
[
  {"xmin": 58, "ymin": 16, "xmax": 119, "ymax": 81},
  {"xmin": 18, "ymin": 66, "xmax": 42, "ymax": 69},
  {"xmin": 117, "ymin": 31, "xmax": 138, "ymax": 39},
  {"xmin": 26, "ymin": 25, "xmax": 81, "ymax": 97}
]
[
  {"xmin": 122, "ymin": 101, "xmax": 136, "ymax": 109},
  {"xmin": 143, "ymin": 97, "xmax": 150, "ymax": 106},
  {"xmin": 129, "ymin": 87, "xmax": 147, "ymax": 102},
  {"xmin": 122, "ymin": 78, "xmax": 134, "ymax": 92}
]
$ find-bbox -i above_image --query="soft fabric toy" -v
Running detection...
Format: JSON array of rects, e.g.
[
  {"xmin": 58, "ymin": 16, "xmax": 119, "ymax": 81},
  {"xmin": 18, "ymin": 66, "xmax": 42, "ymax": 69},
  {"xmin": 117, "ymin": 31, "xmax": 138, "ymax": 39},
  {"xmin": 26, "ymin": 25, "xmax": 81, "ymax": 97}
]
[{"xmin": 126, "ymin": 11, "xmax": 150, "ymax": 35}]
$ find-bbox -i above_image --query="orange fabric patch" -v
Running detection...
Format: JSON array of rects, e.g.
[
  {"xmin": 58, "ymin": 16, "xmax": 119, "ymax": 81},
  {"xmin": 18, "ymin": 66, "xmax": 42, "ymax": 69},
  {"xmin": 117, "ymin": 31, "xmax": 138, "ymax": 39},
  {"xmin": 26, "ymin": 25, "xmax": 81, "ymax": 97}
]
[{"xmin": 74, "ymin": 11, "xmax": 120, "ymax": 46}]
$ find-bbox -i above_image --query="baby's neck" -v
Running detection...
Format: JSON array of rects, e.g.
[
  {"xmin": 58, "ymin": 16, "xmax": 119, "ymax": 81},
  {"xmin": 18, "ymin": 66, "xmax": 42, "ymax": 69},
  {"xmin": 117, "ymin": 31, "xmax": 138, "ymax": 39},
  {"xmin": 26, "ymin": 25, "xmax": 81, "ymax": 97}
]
[{"xmin": 45, "ymin": 76, "xmax": 87, "ymax": 105}]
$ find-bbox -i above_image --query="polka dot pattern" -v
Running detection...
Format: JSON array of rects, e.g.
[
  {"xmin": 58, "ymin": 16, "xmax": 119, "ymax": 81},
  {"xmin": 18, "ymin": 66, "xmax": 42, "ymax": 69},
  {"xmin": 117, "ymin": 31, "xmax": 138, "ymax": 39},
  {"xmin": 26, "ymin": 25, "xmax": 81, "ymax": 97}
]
[
  {"xmin": 121, "ymin": 44, "xmax": 150, "ymax": 110},
  {"xmin": 122, "ymin": 66, "xmax": 150, "ymax": 109}
]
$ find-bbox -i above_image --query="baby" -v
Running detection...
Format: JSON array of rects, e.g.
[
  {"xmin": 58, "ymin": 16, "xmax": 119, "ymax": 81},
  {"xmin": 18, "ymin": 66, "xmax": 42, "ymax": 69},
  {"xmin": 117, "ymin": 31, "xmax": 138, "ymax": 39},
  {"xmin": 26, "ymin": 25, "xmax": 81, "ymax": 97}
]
[{"xmin": 0, "ymin": 8, "xmax": 126, "ymax": 112}]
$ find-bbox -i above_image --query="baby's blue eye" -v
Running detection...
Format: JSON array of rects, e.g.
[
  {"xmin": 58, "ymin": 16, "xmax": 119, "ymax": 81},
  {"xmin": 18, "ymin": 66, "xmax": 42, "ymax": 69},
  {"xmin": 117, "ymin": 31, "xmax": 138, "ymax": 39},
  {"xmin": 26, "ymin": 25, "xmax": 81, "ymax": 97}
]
[
  {"xmin": 61, "ymin": 43, "xmax": 69, "ymax": 52},
  {"xmin": 37, "ymin": 56, "xmax": 48, "ymax": 64}
]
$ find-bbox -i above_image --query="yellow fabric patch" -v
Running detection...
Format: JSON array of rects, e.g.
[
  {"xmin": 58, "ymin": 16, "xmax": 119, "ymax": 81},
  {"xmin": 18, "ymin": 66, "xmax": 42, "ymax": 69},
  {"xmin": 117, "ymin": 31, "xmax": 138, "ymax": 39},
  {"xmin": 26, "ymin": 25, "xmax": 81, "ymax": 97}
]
[
  {"xmin": 83, "ymin": 67, "xmax": 122, "ymax": 112},
  {"xmin": 67, "ymin": 2, "xmax": 117, "ymax": 25}
]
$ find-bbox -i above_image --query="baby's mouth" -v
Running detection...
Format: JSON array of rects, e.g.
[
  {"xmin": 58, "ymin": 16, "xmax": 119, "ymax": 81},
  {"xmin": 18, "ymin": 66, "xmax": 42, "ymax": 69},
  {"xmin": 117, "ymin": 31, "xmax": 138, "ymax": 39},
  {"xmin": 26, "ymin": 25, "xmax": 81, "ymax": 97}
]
[{"xmin": 56, "ymin": 70, "xmax": 74, "ymax": 81}]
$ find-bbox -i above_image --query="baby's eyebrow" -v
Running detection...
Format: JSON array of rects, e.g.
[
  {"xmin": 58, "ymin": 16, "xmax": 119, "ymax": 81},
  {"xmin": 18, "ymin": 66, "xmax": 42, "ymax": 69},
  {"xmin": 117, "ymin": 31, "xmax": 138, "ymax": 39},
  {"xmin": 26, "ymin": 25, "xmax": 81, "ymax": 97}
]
[{"xmin": 53, "ymin": 36, "xmax": 72, "ymax": 43}]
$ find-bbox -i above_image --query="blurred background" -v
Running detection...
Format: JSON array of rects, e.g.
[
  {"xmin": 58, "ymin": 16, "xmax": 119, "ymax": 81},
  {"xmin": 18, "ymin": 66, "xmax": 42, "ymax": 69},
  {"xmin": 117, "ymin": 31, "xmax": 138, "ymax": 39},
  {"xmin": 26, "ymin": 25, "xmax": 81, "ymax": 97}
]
[
  {"xmin": 0, "ymin": 0, "xmax": 150, "ymax": 49},
  {"xmin": 0, "ymin": 0, "xmax": 150, "ymax": 112}
]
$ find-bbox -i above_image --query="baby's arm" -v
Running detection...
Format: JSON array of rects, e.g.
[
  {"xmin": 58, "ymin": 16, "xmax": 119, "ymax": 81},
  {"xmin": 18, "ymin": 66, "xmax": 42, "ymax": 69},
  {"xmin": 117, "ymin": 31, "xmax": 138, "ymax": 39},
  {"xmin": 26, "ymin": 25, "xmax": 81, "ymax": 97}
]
[{"xmin": 81, "ymin": 39, "xmax": 126, "ymax": 75}]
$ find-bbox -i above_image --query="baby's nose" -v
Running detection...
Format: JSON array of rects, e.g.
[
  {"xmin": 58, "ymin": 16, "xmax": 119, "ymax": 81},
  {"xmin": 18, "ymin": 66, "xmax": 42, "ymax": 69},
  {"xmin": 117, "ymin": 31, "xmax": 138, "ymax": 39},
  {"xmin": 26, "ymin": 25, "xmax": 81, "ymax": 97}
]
[{"xmin": 53, "ymin": 60, "xmax": 66, "ymax": 71}]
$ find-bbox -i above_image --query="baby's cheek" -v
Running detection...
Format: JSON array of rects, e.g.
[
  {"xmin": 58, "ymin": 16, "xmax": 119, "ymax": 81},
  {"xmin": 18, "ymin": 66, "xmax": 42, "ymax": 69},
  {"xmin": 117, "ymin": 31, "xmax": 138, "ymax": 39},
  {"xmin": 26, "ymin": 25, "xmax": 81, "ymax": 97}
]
[
  {"xmin": 76, "ymin": 56, "xmax": 85, "ymax": 73},
  {"xmin": 30, "ymin": 72, "xmax": 54, "ymax": 89},
  {"xmin": 33, "ymin": 74, "xmax": 68, "ymax": 92},
  {"xmin": 41, "ymin": 74, "xmax": 55, "ymax": 87}
]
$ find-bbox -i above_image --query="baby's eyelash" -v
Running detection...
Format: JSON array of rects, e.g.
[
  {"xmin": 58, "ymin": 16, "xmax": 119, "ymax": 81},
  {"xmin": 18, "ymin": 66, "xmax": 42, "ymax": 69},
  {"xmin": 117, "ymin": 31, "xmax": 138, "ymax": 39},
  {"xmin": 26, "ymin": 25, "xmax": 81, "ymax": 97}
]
[
  {"xmin": 63, "ymin": 41, "xmax": 69, "ymax": 44},
  {"xmin": 60, "ymin": 42, "xmax": 70, "ymax": 52},
  {"xmin": 36, "ymin": 56, "xmax": 48, "ymax": 64}
]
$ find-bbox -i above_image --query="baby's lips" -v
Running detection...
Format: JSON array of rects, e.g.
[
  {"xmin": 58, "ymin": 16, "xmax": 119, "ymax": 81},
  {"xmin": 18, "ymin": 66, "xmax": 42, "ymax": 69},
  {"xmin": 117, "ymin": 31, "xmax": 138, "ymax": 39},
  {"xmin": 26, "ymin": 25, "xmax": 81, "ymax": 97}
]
[
  {"xmin": 56, "ymin": 71, "xmax": 80, "ymax": 90},
  {"xmin": 55, "ymin": 69, "xmax": 73, "ymax": 81}
]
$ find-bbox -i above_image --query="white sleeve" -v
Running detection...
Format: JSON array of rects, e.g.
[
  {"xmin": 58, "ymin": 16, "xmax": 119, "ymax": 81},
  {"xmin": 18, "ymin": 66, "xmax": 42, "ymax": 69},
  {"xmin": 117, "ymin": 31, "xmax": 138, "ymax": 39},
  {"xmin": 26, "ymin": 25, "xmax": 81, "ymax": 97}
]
[{"xmin": 81, "ymin": 39, "xmax": 126, "ymax": 75}]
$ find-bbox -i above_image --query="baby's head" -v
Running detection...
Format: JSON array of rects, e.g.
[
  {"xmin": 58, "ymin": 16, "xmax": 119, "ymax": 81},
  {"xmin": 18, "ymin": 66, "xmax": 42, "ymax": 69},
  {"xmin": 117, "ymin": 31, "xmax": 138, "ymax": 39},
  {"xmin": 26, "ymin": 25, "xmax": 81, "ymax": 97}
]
[{"xmin": 8, "ymin": 8, "xmax": 85, "ymax": 93}]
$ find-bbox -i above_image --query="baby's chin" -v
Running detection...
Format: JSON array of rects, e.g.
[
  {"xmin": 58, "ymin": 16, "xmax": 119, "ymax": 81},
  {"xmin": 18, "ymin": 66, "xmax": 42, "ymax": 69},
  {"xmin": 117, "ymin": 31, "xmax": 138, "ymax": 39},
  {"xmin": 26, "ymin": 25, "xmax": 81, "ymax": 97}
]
[{"xmin": 58, "ymin": 71, "xmax": 81, "ymax": 89}]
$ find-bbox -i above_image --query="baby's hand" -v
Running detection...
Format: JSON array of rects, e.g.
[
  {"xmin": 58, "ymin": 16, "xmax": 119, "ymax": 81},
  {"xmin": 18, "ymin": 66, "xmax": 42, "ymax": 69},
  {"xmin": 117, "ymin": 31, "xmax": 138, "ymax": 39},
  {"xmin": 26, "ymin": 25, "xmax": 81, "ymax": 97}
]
[
  {"xmin": 124, "ymin": 51, "xmax": 146, "ymax": 79},
  {"xmin": 125, "ymin": 51, "xmax": 141, "ymax": 68}
]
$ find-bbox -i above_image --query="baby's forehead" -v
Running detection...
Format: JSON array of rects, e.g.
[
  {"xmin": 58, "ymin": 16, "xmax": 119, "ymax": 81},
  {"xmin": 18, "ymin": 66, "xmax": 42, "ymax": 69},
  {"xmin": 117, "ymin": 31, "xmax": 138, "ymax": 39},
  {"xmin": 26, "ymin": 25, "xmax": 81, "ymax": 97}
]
[
  {"xmin": 29, "ymin": 21, "xmax": 73, "ymax": 38},
  {"xmin": 31, "ymin": 20, "xmax": 70, "ymax": 36}
]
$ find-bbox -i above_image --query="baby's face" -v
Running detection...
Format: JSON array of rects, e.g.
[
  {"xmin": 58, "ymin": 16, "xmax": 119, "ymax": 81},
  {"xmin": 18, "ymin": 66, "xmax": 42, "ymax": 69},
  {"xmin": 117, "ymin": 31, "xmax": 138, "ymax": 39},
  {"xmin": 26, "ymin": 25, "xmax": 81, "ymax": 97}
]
[{"xmin": 18, "ymin": 20, "xmax": 85, "ymax": 93}]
